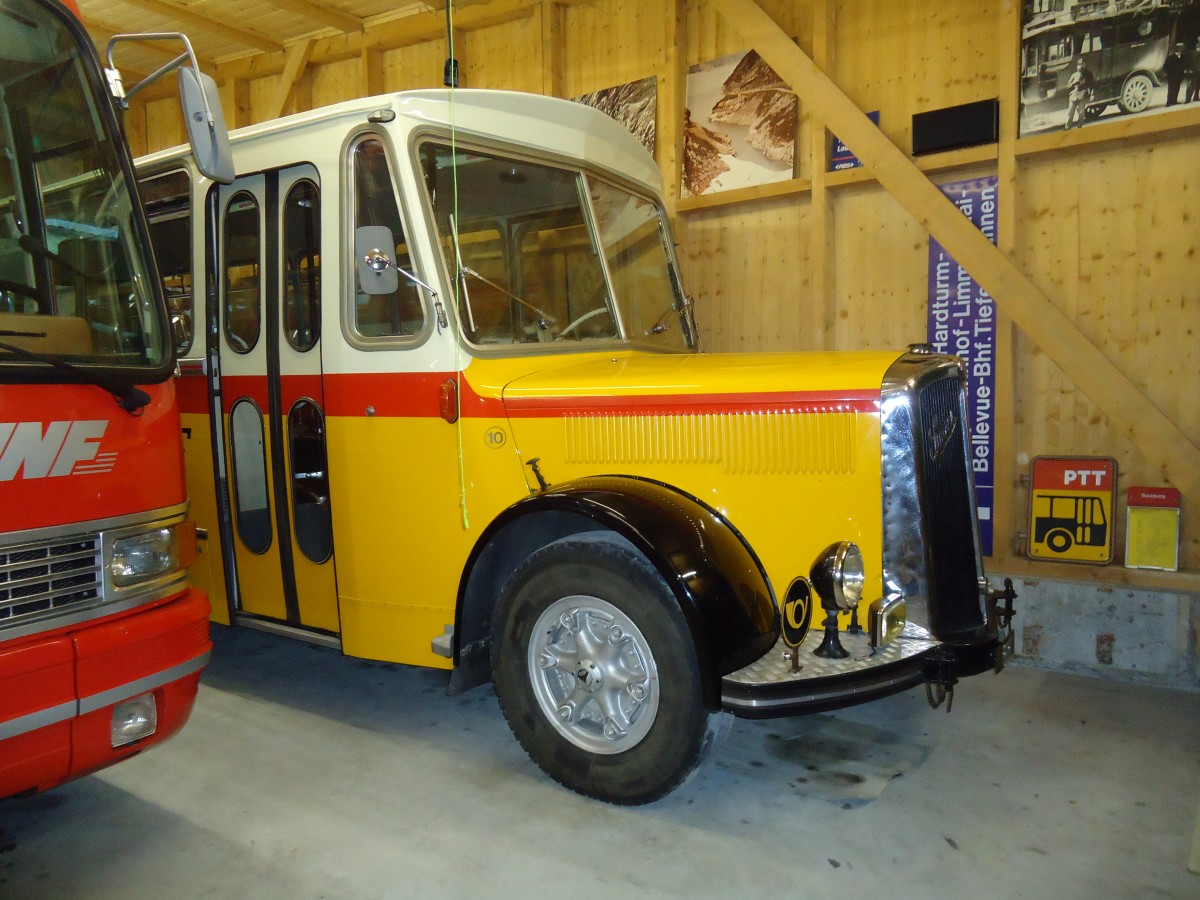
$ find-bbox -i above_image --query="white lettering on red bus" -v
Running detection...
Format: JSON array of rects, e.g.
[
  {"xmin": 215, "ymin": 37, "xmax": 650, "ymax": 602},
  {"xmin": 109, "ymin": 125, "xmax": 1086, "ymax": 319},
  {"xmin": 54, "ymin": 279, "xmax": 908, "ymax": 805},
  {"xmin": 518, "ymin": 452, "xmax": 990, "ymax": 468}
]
[{"xmin": 0, "ymin": 420, "xmax": 114, "ymax": 480}]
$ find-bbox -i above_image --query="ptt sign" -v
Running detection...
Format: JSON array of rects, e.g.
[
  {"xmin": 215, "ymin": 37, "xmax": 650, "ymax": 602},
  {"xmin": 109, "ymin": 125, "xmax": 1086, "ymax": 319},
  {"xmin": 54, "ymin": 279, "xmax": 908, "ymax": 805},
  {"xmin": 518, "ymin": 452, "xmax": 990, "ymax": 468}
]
[
  {"xmin": 1027, "ymin": 456, "xmax": 1116, "ymax": 563},
  {"xmin": 1061, "ymin": 468, "xmax": 1108, "ymax": 488}
]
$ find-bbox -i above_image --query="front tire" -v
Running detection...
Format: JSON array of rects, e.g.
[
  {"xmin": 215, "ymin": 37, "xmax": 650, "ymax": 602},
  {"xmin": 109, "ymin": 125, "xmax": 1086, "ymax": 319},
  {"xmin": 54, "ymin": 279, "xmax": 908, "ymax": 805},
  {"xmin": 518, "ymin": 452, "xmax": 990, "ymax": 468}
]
[
  {"xmin": 1119, "ymin": 73, "xmax": 1153, "ymax": 113},
  {"xmin": 491, "ymin": 533, "xmax": 709, "ymax": 804}
]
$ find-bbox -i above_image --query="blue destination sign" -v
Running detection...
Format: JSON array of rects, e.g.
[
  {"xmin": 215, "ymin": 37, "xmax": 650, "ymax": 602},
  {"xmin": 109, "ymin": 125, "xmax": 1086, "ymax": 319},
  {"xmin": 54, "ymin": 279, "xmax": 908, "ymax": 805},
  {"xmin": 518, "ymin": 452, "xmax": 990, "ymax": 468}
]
[{"xmin": 927, "ymin": 176, "xmax": 998, "ymax": 556}]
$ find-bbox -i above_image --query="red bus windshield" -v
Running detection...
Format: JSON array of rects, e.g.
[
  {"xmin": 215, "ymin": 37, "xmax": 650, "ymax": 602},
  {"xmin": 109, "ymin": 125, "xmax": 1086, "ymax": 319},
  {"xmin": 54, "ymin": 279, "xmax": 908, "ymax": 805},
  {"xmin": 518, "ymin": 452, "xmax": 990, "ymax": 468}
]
[{"xmin": 0, "ymin": 0, "xmax": 166, "ymax": 374}]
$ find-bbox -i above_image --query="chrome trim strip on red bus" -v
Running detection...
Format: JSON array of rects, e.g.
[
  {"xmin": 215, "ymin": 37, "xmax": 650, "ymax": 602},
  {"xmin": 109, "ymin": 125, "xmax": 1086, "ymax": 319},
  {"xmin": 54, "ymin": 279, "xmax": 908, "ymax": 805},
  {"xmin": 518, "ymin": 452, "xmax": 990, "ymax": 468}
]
[
  {"xmin": 0, "ymin": 502, "xmax": 190, "ymax": 549},
  {"xmin": 0, "ymin": 504, "xmax": 192, "ymax": 642},
  {"xmin": 77, "ymin": 650, "xmax": 211, "ymax": 715},
  {"xmin": 0, "ymin": 649, "xmax": 210, "ymax": 740}
]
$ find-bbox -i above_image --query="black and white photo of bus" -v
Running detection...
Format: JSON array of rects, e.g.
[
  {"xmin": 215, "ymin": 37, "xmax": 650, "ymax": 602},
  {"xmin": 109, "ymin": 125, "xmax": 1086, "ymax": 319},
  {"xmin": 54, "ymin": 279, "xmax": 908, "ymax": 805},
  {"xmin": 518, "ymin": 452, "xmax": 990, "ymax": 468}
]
[{"xmin": 1020, "ymin": 0, "xmax": 1200, "ymax": 135}]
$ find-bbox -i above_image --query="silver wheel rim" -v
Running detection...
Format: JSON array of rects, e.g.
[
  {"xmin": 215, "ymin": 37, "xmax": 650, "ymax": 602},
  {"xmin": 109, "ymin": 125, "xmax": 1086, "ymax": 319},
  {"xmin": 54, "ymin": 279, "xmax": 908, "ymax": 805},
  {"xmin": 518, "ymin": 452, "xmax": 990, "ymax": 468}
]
[{"xmin": 527, "ymin": 595, "xmax": 660, "ymax": 755}]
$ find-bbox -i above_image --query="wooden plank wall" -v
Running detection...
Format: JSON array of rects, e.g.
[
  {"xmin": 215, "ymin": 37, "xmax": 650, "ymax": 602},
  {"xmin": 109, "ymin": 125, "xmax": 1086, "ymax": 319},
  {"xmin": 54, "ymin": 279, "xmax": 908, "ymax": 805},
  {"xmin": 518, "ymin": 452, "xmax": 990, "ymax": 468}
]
[{"xmin": 126, "ymin": 0, "xmax": 1200, "ymax": 586}]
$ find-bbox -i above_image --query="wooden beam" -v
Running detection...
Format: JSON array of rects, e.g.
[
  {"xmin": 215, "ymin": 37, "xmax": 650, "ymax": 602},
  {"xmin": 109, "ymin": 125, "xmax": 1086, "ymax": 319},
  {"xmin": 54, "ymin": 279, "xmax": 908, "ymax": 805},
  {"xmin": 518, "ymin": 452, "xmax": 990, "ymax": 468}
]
[
  {"xmin": 116, "ymin": 1, "xmax": 539, "ymax": 107},
  {"xmin": 1016, "ymin": 101, "xmax": 1200, "ymax": 159},
  {"xmin": 660, "ymin": 0, "xmax": 687, "ymax": 211},
  {"xmin": 219, "ymin": 77, "xmax": 252, "ymax": 130},
  {"xmin": 539, "ymin": 1, "xmax": 565, "ymax": 98},
  {"xmin": 707, "ymin": 0, "xmax": 1200, "ymax": 499},
  {"xmin": 422, "ymin": 0, "xmax": 498, "ymax": 9},
  {"xmin": 807, "ymin": 0, "xmax": 836, "ymax": 351},
  {"xmin": 264, "ymin": 39, "xmax": 314, "ymax": 121},
  {"xmin": 214, "ymin": 0, "xmax": 539, "ymax": 82},
  {"xmin": 266, "ymin": 0, "xmax": 363, "ymax": 35},
  {"xmin": 117, "ymin": 0, "xmax": 284, "ymax": 55},
  {"xmin": 122, "ymin": 96, "xmax": 148, "ymax": 158},
  {"xmin": 86, "ymin": 20, "xmax": 220, "ymax": 74},
  {"xmin": 425, "ymin": 0, "xmax": 593, "ymax": 7},
  {"xmin": 360, "ymin": 48, "xmax": 385, "ymax": 97}
]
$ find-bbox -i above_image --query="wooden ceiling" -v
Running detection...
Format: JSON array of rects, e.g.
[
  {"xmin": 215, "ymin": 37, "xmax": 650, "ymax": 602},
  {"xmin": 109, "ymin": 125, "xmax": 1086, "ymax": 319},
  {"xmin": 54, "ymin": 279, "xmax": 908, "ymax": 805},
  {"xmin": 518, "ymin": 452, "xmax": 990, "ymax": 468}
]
[
  {"xmin": 80, "ymin": 0, "xmax": 453, "ymax": 80},
  {"xmin": 76, "ymin": 0, "xmax": 585, "ymax": 85}
]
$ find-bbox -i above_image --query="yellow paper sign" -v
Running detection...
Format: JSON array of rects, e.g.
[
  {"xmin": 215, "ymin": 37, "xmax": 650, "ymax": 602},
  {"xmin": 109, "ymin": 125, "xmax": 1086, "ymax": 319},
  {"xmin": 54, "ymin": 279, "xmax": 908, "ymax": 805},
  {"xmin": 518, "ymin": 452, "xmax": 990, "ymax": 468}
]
[{"xmin": 1125, "ymin": 486, "xmax": 1181, "ymax": 571}]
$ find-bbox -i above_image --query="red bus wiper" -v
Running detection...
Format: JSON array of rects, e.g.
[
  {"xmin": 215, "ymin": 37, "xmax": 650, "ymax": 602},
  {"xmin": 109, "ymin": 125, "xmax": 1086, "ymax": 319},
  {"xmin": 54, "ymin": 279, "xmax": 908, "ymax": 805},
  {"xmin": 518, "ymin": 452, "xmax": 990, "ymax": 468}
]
[{"xmin": 0, "ymin": 335, "xmax": 151, "ymax": 414}]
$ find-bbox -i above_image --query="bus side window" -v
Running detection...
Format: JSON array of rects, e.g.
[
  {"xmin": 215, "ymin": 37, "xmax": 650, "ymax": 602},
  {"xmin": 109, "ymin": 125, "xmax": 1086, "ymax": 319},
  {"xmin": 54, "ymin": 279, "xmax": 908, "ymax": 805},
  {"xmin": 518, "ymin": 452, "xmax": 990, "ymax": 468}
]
[
  {"xmin": 283, "ymin": 179, "xmax": 320, "ymax": 352},
  {"xmin": 141, "ymin": 171, "xmax": 195, "ymax": 356},
  {"xmin": 350, "ymin": 137, "xmax": 423, "ymax": 339},
  {"xmin": 230, "ymin": 398, "xmax": 272, "ymax": 554},
  {"xmin": 223, "ymin": 192, "xmax": 261, "ymax": 354}
]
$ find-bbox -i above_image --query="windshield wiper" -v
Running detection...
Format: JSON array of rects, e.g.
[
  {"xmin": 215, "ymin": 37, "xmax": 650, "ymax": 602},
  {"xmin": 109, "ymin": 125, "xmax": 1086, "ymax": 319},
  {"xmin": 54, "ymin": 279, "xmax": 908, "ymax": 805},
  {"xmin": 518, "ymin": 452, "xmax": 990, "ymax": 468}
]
[
  {"xmin": 645, "ymin": 296, "xmax": 694, "ymax": 336},
  {"xmin": 447, "ymin": 215, "xmax": 477, "ymax": 334},
  {"xmin": 0, "ymin": 335, "xmax": 151, "ymax": 414},
  {"xmin": 446, "ymin": 214, "xmax": 557, "ymax": 334},
  {"xmin": 460, "ymin": 265, "xmax": 558, "ymax": 329},
  {"xmin": 18, "ymin": 234, "xmax": 93, "ymax": 279}
]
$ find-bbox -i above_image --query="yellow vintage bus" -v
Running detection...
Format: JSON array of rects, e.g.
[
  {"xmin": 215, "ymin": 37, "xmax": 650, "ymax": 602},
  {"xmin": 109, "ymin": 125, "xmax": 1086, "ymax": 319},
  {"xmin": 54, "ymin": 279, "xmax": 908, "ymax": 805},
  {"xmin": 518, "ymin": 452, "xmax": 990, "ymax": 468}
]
[{"xmin": 137, "ymin": 89, "xmax": 1015, "ymax": 804}]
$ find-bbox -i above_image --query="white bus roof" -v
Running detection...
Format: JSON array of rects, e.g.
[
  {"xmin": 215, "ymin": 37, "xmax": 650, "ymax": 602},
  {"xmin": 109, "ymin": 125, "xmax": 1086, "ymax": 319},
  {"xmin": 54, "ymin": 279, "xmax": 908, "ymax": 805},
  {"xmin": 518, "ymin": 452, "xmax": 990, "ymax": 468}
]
[{"xmin": 139, "ymin": 89, "xmax": 662, "ymax": 194}]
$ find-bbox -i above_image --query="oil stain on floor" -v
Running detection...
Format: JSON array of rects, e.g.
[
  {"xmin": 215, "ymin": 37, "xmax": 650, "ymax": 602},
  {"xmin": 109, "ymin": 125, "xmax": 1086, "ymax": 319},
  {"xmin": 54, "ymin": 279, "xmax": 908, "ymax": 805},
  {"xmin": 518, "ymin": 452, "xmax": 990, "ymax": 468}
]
[{"xmin": 712, "ymin": 714, "xmax": 930, "ymax": 808}]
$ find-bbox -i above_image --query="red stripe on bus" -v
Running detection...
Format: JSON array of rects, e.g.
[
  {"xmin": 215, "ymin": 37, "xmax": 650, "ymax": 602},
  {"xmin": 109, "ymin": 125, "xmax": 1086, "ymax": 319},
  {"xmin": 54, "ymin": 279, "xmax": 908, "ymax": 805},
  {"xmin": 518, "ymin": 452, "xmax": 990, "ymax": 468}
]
[
  {"xmin": 220, "ymin": 375, "xmax": 270, "ymax": 413},
  {"xmin": 322, "ymin": 372, "xmax": 480, "ymax": 418},
  {"xmin": 279, "ymin": 375, "xmax": 325, "ymax": 409},
  {"xmin": 190, "ymin": 373, "xmax": 327, "ymax": 415},
  {"xmin": 212, "ymin": 371, "xmax": 880, "ymax": 419},
  {"xmin": 325, "ymin": 372, "xmax": 878, "ymax": 418}
]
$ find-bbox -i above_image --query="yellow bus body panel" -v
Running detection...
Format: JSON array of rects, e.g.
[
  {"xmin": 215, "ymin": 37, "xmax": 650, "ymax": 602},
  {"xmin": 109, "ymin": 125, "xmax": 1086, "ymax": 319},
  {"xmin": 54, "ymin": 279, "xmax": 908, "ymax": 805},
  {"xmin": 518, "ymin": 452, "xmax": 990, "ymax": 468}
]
[
  {"xmin": 322, "ymin": 349, "xmax": 894, "ymax": 667},
  {"xmin": 181, "ymin": 409, "xmax": 230, "ymax": 625}
]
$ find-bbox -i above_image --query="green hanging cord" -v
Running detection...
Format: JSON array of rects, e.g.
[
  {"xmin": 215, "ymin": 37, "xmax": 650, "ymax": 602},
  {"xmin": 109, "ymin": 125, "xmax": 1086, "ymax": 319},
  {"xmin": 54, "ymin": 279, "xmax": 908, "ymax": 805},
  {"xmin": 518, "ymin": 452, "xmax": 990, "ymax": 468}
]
[{"xmin": 446, "ymin": 1, "xmax": 470, "ymax": 530}]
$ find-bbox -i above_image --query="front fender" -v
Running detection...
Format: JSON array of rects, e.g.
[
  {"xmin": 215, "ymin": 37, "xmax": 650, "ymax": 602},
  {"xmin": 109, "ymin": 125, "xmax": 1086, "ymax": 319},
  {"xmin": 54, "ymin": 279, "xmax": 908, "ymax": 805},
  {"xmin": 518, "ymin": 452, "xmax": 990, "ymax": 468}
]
[{"xmin": 455, "ymin": 475, "xmax": 779, "ymax": 708}]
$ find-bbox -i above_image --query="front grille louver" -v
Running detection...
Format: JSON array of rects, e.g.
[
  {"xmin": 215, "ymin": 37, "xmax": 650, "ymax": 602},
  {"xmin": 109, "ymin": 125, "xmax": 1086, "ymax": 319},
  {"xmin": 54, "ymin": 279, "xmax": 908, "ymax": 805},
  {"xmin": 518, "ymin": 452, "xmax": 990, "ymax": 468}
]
[
  {"xmin": 1, "ymin": 536, "xmax": 103, "ymax": 626},
  {"xmin": 914, "ymin": 376, "xmax": 987, "ymax": 638}
]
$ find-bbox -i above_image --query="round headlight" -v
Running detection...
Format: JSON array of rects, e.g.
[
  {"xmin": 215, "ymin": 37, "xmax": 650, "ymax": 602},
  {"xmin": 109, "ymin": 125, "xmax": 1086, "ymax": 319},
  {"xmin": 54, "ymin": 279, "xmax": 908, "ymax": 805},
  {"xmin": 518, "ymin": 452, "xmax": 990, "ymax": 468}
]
[{"xmin": 809, "ymin": 541, "xmax": 865, "ymax": 611}]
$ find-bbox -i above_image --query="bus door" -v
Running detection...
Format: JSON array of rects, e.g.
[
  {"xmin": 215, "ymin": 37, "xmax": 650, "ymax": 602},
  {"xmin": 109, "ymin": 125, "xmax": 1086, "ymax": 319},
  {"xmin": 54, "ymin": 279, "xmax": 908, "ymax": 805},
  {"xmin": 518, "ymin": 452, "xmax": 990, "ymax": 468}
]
[{"xmin": 218, "ymin": 165, "xmax": 339, "ymax": 639}]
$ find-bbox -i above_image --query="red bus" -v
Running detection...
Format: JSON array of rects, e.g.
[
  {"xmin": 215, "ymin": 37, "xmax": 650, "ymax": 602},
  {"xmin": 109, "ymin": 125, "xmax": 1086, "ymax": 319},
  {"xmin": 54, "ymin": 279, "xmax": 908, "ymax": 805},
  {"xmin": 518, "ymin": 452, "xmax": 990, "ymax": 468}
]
[{"xmin": 1, "ymin": 0, "xmax": 230, "ymax": 798}]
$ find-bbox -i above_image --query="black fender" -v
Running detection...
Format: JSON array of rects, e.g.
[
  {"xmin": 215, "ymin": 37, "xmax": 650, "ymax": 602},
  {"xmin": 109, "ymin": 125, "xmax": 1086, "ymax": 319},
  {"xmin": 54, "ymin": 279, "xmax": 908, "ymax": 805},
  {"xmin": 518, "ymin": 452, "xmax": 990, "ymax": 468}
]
[{"xmin": 452, "ymin": 475, "xmax": 779, "ymax": 709}]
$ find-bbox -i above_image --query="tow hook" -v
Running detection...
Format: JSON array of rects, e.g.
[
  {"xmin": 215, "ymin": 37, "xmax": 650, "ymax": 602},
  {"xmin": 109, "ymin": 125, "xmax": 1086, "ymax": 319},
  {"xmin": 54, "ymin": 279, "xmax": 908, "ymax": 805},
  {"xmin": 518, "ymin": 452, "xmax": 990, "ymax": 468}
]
[
  {"xmin": 925, "ymin": 650, "xmax": 958, "ymax": 713},
  {"xmin": 988, "ymin": 577, "xmax": 1018, "ymax": 670},
  {"xmin": 989, "ymin": 577, "xmax": 1017, "ymax": 630}
]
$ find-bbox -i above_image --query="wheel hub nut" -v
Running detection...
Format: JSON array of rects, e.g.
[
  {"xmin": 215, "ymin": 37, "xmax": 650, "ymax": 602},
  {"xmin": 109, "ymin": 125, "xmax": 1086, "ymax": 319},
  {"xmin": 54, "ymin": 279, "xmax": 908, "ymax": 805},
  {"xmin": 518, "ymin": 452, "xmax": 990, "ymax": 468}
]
[{"xmin": 576, "ymin": 659, "xmax": 603, "ymax": 691}]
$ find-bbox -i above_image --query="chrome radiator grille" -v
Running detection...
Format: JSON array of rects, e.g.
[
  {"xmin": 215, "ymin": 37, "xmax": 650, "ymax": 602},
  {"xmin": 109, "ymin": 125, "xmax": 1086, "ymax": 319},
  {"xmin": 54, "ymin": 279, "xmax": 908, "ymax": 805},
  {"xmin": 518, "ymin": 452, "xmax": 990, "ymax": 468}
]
[
  {"xmin": 914, "ymin": 375, "xmax": 987, "ymax": 637},
  {"xmin": 881, "ymin": 350, "xmax": 987, "ymax": 641},
  {"xmin": 0, "ymin": 535, "xmax": 102, "ymax": 627}
]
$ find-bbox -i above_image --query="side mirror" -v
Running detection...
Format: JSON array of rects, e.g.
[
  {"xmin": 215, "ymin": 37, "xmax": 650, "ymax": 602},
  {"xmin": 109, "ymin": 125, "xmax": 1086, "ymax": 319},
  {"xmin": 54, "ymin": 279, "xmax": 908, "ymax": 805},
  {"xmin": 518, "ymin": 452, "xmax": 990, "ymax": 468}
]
[
  {"xmin": 106, "ymin": 32, "xmax": 235, "ymax": 184},
  {"xmin": 179, "ymin": 67, "xmax": 234, "ymax": 184},
  {"xmin": 355, "ymin": 225, "xmax": 399, "ymax": 295}
]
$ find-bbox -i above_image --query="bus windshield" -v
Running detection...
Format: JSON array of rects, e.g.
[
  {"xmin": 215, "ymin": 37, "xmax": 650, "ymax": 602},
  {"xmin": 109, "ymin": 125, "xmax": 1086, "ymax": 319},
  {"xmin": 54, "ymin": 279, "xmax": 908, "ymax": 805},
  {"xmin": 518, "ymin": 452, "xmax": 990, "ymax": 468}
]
[
  {"xmin": 0, "ymin": 0, "xmax": 164, "ymax": 373},
  {"xmin": 416, "ymin": 140, "xmax": 696, "ymax": 352}
]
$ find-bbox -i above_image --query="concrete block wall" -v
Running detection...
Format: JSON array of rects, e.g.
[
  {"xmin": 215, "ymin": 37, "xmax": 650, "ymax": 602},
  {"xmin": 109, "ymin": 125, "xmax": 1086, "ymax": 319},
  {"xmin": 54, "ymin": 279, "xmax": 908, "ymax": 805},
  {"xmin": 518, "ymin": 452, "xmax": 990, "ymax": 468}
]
[{"xmin": 994, "ymin": 574, "xmax": 1198, "ymax": 690}]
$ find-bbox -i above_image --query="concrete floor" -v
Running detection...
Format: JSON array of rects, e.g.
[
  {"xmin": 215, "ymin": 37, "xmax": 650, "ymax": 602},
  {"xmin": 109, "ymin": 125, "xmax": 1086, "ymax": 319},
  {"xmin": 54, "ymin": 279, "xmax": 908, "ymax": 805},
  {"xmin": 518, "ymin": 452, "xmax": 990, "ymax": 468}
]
[{"xmin": 3, "ymin": 625, "xmax": 1198, "ymax": 899}]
